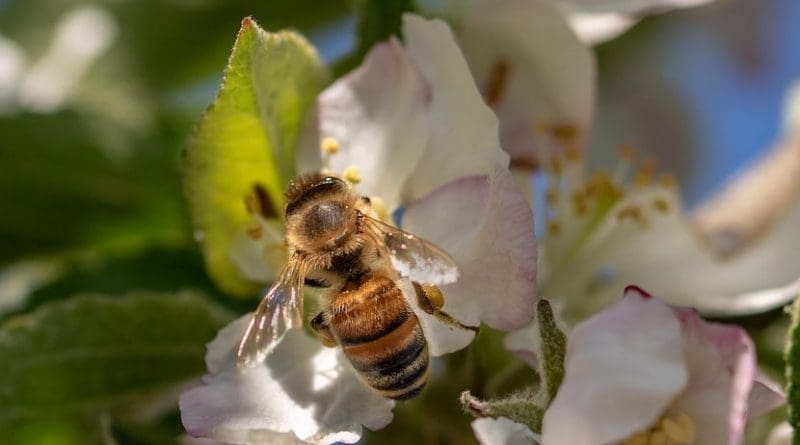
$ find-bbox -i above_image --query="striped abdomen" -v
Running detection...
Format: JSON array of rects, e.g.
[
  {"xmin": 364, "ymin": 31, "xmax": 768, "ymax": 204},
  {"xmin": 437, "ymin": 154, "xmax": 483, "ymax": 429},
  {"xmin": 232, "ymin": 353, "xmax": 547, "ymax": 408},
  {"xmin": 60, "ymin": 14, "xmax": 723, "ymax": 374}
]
[{"xmin": 329, "ymin": 275, "xmax": 429, "ymax": 400}]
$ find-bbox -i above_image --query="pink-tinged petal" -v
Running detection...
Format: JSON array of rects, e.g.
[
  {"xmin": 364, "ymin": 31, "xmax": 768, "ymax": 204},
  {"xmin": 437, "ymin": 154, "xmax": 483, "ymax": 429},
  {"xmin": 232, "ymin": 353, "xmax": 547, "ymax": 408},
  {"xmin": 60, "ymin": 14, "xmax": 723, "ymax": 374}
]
[
  {"xmin": 503, "ymin": 319, "xmax": 541, "ymax": 370},
  {"xmin": 566, "ymin": 11, "xmax": 637, "ymax": 45},
  {"xmin": 402, "ymin": 168, "xmax": 536, "ymax": 353},
  {"xmin": 472, "ymin": 417, "xmax": 540, "ymax": 445},
  {"xmin": 180, "ymin": 316, "xmax": 394, "ymax": 445},
  {"xmin": 669, "ymin": 309, "xmax": 774, "ymax": 445},
  {"xmin": 748, "ymin": 373, "xmax": 786, "ymax": 419},
  {"xmin": 448, "ymin": 0, "xmax": 595, "ymax": 167},
  {"xmin": 297, "ymin": 39, "xmax": 429, "ymax": 212},
  {"xmin": 541, "ymin": 289, "xmax": 687, "ymax": 445},
  {"xmin": 400, "ymin": 15, "xmax": 509, "ymax": 199}
]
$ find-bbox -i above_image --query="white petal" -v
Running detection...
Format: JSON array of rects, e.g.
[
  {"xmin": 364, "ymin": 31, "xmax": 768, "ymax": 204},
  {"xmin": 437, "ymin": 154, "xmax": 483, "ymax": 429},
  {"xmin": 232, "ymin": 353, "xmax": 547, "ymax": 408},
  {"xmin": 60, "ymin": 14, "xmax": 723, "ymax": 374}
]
[
  {"xmin": 448, "ymin": 0, "xmax": 595, "ymax": 167},
  {"xmin": 748, "ymin": 373, "xmax": 786, "ymax": 419},
  {"xmin": 566, "ymin": 12, "xmax": 638, "ymax": 45},
  {"xmin": 229, "ymin": 221, "xmax": 285, "ymax": 283},
  {"xmin": 541, "ymin": 290, "xmax": 687, "ymax": 445},
  {"xmin": 668, "ymin": 309, "xmax": 774, "ymax": 445},
  {"xmin": 547, "ymin": 183, "xmax": 800, "ymax": 319},
  {"xmin": 180, "ymin": 316, "xmax": 394, "ymax": 445},
  {"xmin": 402, "ymin": 168, "xmax": 537, "ymax": 348},
  {"xmin": 472, "ymin": 417, "xmax": 540, "ymax": 445},
  {"xmin": 401, "ymin": 15, "xmax": 509, "ymax": 199},
  {"xmin": 560, "ymin": 0, "xmax": 718, "ymax": 15},
  {"xmin": 300, "ymin": 39, "xmax": 429, "ymax": 211}
]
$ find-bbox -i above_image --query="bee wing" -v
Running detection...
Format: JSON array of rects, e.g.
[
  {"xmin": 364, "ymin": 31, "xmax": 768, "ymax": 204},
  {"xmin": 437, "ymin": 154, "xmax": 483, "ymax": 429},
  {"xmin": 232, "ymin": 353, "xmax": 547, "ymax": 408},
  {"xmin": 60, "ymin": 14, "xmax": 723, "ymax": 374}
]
[
  {"xmin": 362, "ymin": 214, "xmax": 459, "ymax": 286},
  {"xmin": 236, "ymin": 258, "xmax": 305, "ymax": 369}
]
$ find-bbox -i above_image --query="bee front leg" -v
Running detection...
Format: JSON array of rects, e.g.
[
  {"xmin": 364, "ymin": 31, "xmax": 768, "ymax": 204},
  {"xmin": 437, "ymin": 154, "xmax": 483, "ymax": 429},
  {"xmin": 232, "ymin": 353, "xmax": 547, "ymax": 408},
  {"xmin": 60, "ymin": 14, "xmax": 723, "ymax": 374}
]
[
  {"xmin": 310, "ymin": 311, "xmax": 338, "ymax": 347},
  {"xmin": 412, "ymin": 283, "xmax": 479, "ymax": 333}
]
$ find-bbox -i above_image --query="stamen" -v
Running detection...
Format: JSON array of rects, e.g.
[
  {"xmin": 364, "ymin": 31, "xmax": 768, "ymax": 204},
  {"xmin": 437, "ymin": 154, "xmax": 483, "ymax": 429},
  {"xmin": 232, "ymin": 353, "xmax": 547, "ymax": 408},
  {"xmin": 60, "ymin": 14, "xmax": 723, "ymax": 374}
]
[
  {"xmin": 652, "ymin": 197, "xmax": 670, "ymax": 214},
  {"xmin": 634, "ymin": 158, "xmax": 656, "ymax": 188},
  {"xmin": 368, "ymin": 196, "xmax": 391, "ymax": 223},
  {"xmin": 320, "ymin": 137, "xmax": 340, "ymax": 155},
  {"xmin": 343, "ymin": 165, "xmax": 362, "ymax": 184},
  {"xmin": 618, "ymin": 411, "xmax": 696, "ymax": 445},
  {"xmin": 547, "ymin": 219, "xmax": 562, "ymax": 236},
  {"xmin": 246, "ymin": 224, "xmax": 263, "ymax": 239}
]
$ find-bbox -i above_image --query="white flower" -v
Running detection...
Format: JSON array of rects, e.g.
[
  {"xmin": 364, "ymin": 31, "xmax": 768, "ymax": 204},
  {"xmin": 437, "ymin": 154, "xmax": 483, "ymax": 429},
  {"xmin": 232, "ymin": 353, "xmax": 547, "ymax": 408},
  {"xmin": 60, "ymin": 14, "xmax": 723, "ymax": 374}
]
[
  {"xmin": 422, "ymin": 0, "xmax": 595, "ymax": 169},
  {"xmin": 476, "ymin": 287, "xmax": 784, "ymax": 445},
  {"xmin": 472, "ymin": 417, "xmax": 541, "ymax": 445},
  {"xmin": 541, "ymin": 286, "xmax": 784, "ymax": 445},
  {"xmin": 537, "ymin": 80, "xmax": 800, "ymax": 320},
  {"xmin": 180, "ymin": 15, "xmax": 537, "ymax": 444}
]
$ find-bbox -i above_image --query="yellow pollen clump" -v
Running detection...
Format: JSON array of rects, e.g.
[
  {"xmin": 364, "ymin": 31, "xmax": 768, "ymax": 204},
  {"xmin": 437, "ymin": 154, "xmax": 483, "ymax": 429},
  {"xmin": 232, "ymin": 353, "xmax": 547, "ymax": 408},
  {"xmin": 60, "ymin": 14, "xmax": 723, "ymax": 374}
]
[
  {"xmin": 659, "ymin": 173, "xmax": 677, "ymax": 189},
  {"xmin": 546, "ymin": 188, "xmax": 559, "ymax": 205},
  {"xmin": 653, "ymin": 197, "xmax": 670, "ymax": 213},
  {"xmin": 619, "ymin": 144, "xmax": 637, "ymax": 160},
  {"xmin": 572, "ymin": 191, "xmax": 588, "ymax": 216},
  {"xmin": 547, "ymin": 219, "xmax": 562, "ymax": 236},
  {"xmin": 343, "ymin": 165, "xmax": 362, "ymax": 184},
  {"xmin": 618, "ymin": 412, "xmax": 696, "ymax": 445},
  {"xmin": 616, "ymin": 205, "xmax": 649, "ymax": 228},
  {"xmin": 634, "ymin": 158, "xmax": 656, "ymax": 187},
  {"xmin": 246, "ymin": 224, "xmax": 263, "ymax": 240},
  {"xmin": 320, "ymin": 137, "xmax": 340, "ymax": 154},
  {"xmin": 369, "ymin": 196, "xmax": 391, "ymax": 223}
]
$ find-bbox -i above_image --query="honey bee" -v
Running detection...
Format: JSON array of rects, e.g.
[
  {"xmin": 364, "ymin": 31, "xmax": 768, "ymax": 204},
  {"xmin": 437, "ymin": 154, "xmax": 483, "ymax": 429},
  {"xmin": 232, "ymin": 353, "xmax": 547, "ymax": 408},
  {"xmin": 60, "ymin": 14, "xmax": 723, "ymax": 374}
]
[{"xmin": 237, "ymin": 173, "xmax": 476, "ymax": 400}]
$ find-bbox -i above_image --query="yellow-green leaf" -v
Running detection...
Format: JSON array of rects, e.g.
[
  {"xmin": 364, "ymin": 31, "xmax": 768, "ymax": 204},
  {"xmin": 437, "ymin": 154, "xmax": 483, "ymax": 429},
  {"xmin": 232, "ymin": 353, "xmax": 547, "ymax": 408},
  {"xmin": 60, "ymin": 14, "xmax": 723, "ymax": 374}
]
[{"xmin": 183, "ymin": 17, "xmax": 326, "ymax": 297}]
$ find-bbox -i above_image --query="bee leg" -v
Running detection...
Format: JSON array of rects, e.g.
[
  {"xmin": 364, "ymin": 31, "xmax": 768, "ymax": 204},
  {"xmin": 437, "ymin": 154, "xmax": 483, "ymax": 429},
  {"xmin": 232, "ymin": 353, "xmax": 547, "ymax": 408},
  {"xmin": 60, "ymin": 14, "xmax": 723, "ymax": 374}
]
[
  {"xmin": 412, "ymin": 283, "xmax": 479, "ymax": 333},
  {"xmin": 310, "ymin": 311, "xmax": 338, "ymax": 347}
]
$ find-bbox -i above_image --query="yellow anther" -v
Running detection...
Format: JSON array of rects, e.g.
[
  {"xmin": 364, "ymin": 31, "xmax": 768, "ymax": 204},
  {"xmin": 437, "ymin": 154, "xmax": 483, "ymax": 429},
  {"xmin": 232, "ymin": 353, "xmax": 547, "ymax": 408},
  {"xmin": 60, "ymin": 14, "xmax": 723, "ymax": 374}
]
[
  {"xmin": 246, "ymin": 224, "xmax": 263, "ymax": 239},
  {"xmin": 564, "ymin": 144, "xmax": 581, "ymax": 162},
  {"xmin": 572, "ymin": 191, "xmax": 588, "ymax": 216},
  {"xmin": 320, "ymin": 137, "xmax": 340, "ymax": 154},
  {"xmin": 369, "ymin": 196, "xmax": 391, "ymax": 223},
  {"xmin": 547, "ymin": 220, "xmax": 562, "ymax": 236},
  {"xmin": 619, "ymin": 144, "xmax": 637, "ymax": 160},
  {"xmin": 623, "ymin": 431, "xmax": 648, "ymax": 445},
  {"xmin": 550, "ymin": 122, "xmax": 580, "ymax": 142},
  {"xmin": 634, "ymin": 158, "xmax": 656, "ymax": 187},
  {"xmin": 546, "ymin": 187, "xmax": 559, "ymax": 205},
  {"xmin": 661, "ymin": 417, "xmax": 693, "ymax": 443},
  {"xmin": 653, "ymin": 197, "xmax": 670, "ymax": 214},
  {"xmin": 343, "ymin": 165, "xmax": 362, "ymax": 184},
  {"xmin": 549, "ymin": 158, "xmax": 564, "ymax": 175},
  {"xmin": 617, "ymin": 205, "xmax": 647, "ymax": 227},
  {"xmin": 658, "ymin": 173, "xmax": 677, "ymax": 189},
  {"xmin": 648, "ymin": 431, "xmax": 666, "ymax": 445},
  {"xmin": 672, "ymin": 412, "xmax": 696, "ymax": 443}
]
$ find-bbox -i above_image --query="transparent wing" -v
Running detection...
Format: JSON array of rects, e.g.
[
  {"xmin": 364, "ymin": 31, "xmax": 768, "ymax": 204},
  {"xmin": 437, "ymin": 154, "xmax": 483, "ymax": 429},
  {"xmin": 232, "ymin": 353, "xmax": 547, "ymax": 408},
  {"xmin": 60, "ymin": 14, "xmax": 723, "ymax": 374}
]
[
  {"xmin": 362, "ymin": 214, "xmax": 459, "ymax": 286},
  {"xmin": 236, "ymin": 258, "xmax": 305, "ymax": 369}
]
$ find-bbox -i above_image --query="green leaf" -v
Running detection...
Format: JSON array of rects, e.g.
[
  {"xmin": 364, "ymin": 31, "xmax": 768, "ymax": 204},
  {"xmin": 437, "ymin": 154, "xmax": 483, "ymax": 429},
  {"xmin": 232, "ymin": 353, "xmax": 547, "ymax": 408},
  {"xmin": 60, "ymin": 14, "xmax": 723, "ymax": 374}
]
[
  {"xmin": 460, "ymin": 389, "xmax": 544, "ymax": 433},
  {"xmin": 786, "ymin": 299, "xmax": 800, "ymax": 445},
  {"xmin": 537, "ymin": 299, "xmax": 567, "ymax": 404},
  {"xmin": 183, "ymin": 18, "xmax": 326, "ymax": 297},
  {"xmin": 0, "ymin": 291, "xmax": 232, "ymax": 432}
]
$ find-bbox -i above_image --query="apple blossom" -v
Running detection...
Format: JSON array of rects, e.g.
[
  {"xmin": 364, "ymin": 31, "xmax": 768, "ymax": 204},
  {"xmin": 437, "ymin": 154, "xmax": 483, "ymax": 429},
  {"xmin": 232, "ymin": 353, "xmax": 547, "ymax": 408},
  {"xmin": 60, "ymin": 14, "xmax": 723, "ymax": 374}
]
[{"xmin": 180, "ymin": 15, "xmax": 537, "ymax": 444}]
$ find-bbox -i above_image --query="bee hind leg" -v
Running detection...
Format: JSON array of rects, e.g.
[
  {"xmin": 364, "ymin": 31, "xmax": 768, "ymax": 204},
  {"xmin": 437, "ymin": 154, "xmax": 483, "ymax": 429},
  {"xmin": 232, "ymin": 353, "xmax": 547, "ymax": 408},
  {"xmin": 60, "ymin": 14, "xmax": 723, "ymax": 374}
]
[
  {"xmin": 412, "ymin": 283, "xmax": 479, "ymax": 333},
  {"xmin": 310, "ymin": 311, "xmax": 338, "ymax": 347}
]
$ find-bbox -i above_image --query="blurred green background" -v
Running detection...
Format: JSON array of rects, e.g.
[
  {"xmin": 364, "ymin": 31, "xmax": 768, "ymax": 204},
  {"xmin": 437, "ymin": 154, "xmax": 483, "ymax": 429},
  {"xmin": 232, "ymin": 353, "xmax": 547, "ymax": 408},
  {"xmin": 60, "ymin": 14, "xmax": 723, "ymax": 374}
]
[{"xmin": 0, "ymin": 0, "xmax": 798, "ymax": 443}]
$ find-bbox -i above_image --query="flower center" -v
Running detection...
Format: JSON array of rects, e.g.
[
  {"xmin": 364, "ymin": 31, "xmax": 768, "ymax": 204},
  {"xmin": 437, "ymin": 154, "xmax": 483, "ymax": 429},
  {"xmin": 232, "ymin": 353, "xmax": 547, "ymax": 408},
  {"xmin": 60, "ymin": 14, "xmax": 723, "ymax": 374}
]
[
  {"xmin": 537, "ymin": 147, "xmax": 679, "ymax": 319},
  {"xmin": 618, "ymin": 411, "xmax": 696, "ymax": 445},
  {"xmin": 318, "ymin": 137, "xmax": 391, "ymax": 223}
]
